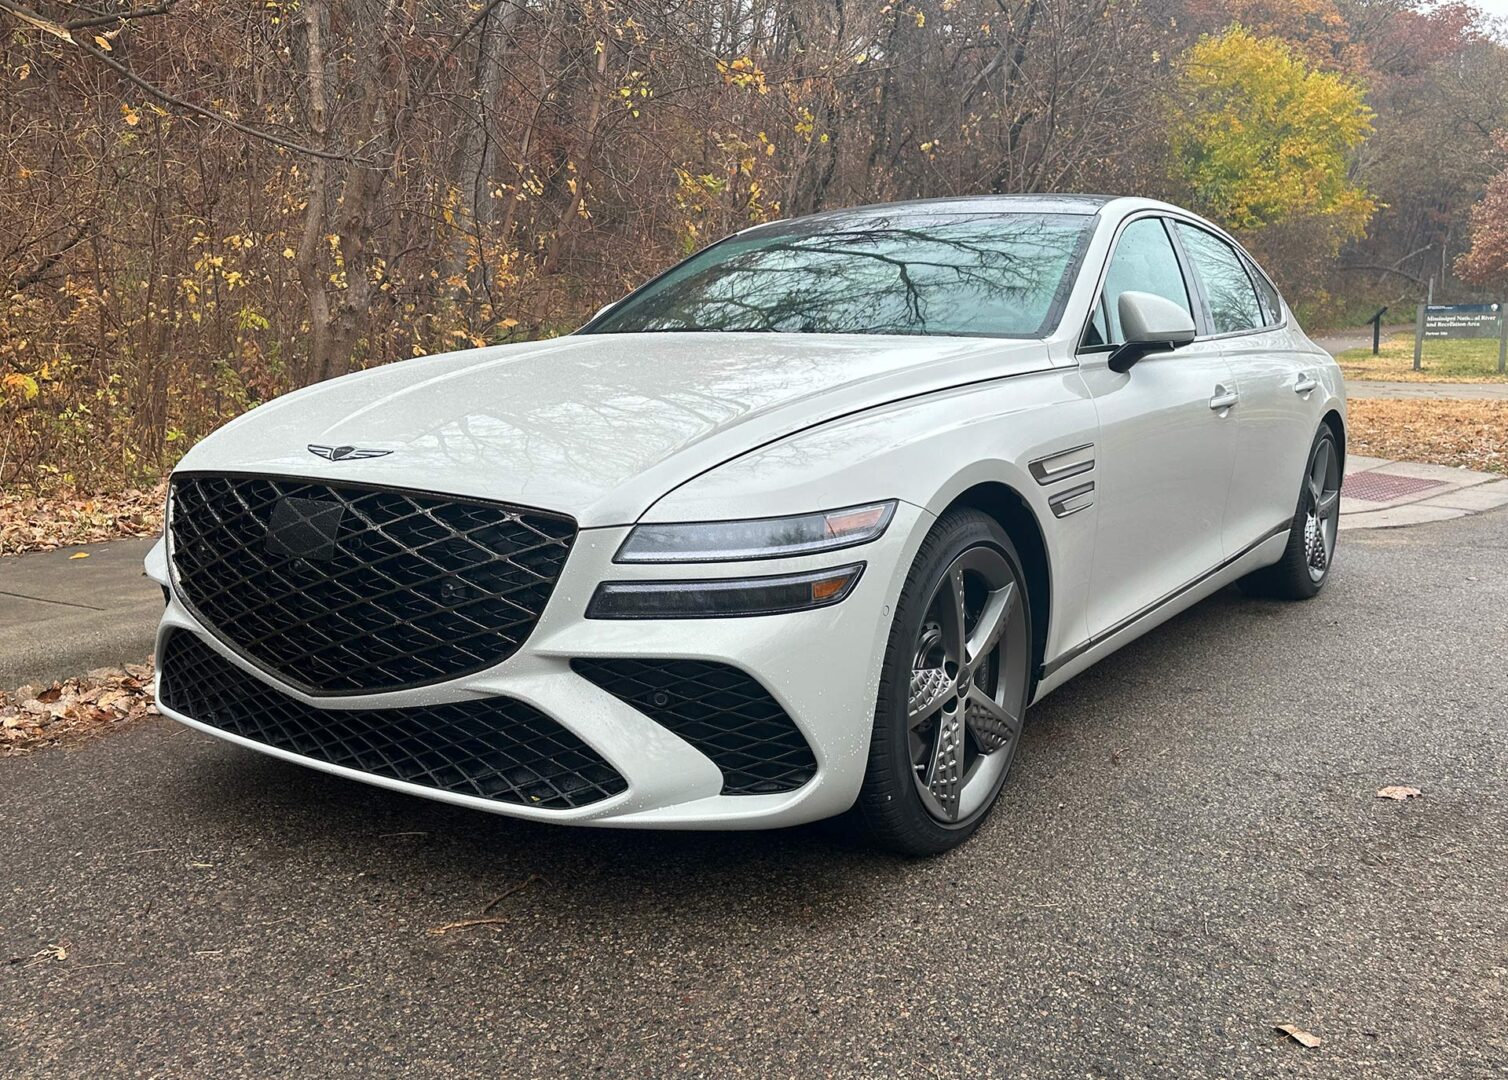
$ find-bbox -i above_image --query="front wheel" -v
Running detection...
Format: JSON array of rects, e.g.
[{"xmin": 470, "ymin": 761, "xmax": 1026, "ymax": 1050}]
[
  {"xmin": 1239, "ymin": 425, "xmax": 1342, "ymax": 601},
  {"xmin": 850, "ymin": 509, "xmax": 1033, "ymax": 856}
]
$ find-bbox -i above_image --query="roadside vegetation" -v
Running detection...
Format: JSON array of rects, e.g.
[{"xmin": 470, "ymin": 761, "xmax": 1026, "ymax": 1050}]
[
  {"xmin": 1337, "ymin": 335, "xmax": 1508, "ymax": 382},
  {"xmin": 2, "ymin": 0, "xmax": 1507, "ymax": 509}
]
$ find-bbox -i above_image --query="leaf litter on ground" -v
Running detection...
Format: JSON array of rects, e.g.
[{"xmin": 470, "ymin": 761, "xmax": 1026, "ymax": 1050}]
[
  {"xmin": 0, "ymin": 483, "xmax": 165, "ymax": 557},
  {"xmin": 1, "ymin": 659, "xmax": 156, "ymax": 754}
]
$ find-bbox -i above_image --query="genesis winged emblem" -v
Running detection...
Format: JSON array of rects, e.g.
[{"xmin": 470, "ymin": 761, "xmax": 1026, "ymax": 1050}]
[{"xmin": 306, "ymin": 444, "xmax": 393, "ymax": 462}]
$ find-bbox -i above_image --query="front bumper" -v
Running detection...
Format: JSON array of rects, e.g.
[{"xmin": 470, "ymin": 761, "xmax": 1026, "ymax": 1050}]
[{"xmin": 146, "ymin": 502, "xmax": 928, "ymax": 829}]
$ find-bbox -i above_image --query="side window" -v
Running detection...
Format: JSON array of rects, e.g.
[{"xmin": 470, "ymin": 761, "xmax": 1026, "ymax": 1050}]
[
  {"xmin": 1084, "ymin": 217, "xmax": 1193, "ymax": 348},
  {"xmin": 1245, "ymin": 257, "xmax": 1283, "ymax": 325},
  {"xmin": 1175, "ymin": 224, "xmax": 1264, "ymax": 335}
]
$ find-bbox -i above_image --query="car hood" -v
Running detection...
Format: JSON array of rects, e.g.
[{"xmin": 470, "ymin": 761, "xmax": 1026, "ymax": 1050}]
[{"xmin": 175, "ymin": 332, "xmax": 1053, "ymax": 525}]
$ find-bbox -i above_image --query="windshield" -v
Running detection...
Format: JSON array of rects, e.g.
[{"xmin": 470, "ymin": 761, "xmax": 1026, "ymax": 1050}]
[{"xmin": 584, "ymin": 211, "xmax": 1095, "ymax": 339}]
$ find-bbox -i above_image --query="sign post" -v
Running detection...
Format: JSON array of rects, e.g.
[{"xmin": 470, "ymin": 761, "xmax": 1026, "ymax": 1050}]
[
  {"xmin": 1367, "ymin": 306, "xmax": 1388, "ymax": 355},
  {"xmin": 1500, "ymin": 301, "xmax": 1508, "ymax": 374},
  {"xmin": 1413, "ymin": 303, "xmax": 1425, "ymax": 371}
]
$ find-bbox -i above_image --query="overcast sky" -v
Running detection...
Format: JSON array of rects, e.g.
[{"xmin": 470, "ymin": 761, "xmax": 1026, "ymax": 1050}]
[{"xmin": 1469, "ymin": 0, "xmax": 1508, "ymax": 27}]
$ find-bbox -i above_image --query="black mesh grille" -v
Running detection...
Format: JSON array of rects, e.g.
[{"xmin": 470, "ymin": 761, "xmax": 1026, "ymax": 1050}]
[
  {"xmin": 159, "ymin": 631, "xmax": 626, "ymax": 809},
  {"xmin": 571, "ymin": 659, "xmax": 816, "ymax": 795},
  {"xmin": 168, "ymin": 473, "xmax": 575, "ymax": 694}
]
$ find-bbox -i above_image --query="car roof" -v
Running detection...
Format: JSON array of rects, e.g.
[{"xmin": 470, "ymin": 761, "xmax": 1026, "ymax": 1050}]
[{"xmin": 747, "ymin": 194, "xmax": 1119, "ymax": 232}]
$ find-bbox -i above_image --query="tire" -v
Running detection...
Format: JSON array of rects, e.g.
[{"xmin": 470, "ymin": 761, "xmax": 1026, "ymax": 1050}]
[
  {"xmin": 1239, "ymin": 425, "xmax": 1342, "ymax": 601},
  {"xmin": 849, "ymin": 509, "xmax": 1033, "ymax": 856}
]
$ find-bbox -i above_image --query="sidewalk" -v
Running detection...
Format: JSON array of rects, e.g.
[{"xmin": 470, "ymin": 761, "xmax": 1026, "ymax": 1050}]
[
  {"xmin": 0, "ymin": 537, "xmax": 161, "ymax": 686},
  {"xmin": 1345, "ymin": 380, "xmax": 1508, "ymax": 401},
  {"xmin": 1341, "ymin": 456, "xmax": 1508, "ymax": 530}
]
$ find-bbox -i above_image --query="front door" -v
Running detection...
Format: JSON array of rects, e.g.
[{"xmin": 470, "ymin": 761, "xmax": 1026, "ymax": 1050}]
[{"xmin": 1077, "ymin": 215, "xmax": 1239, "ymax": 636}]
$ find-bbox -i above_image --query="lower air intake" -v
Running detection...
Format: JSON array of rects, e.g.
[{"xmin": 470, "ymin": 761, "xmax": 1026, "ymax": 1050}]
[
  {"xmin": 159, "ymin": 631, "xmax": 626, "ymax": 810},
  {"xmin": 571, "ymin": 658, "xmax": 816, "ymax": 795}
]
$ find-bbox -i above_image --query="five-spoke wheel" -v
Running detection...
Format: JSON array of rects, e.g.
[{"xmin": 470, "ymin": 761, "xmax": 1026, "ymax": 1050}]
[
  {"xmin": 1240, "ymin": 424, "xmax": 1343, "ymax": 600},
  {"xmin": 908, "ymin": 546, "xmax": 1028, "ymax": 824},
  {"xmin": 1303, "ymin": 434, "xmax": 1341, "ymax": 582},
  {"xmin": 853, "ymin": 508, "xmax": 1033, "ymax": 854}
]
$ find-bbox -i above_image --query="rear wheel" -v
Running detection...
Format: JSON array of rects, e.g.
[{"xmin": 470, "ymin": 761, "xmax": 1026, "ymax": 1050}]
[
  {"xmin": 851, "ymin": 509, "xmax": 1032, "ymax": 856},
  {"xmin": 1240, "ymin": 425, "xmax": 1341, "ymax": 600}
]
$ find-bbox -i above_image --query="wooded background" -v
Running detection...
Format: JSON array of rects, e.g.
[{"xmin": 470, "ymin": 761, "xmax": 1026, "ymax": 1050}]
[{"xmin": 3, "ymin": 0, "xmax": 1508, "ymax": 491}]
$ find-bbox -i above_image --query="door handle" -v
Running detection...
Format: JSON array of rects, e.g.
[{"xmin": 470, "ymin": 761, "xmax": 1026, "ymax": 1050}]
[
  {"xmin": 1294, "ymin": 373, "xmax": 1319, "ymax": 394},
  {"xmin": 1209, "ymin": 385, "xmax": 1239, "ymax": 412}
]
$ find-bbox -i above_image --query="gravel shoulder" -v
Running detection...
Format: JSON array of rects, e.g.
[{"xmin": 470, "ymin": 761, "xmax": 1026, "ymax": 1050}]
[{"xmin": 2, "ymin": 509, "xmax": 1506, "ymax": 1077}]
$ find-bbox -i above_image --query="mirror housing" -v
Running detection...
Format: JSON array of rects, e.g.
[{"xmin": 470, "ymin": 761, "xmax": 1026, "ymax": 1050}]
[{"xmin": 1108, "ymin": 291, "xmax": 1197, "ymax": 373}]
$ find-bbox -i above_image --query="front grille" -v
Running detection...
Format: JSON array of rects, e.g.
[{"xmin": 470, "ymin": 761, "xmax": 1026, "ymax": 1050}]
[
  {"xmin": 168, "ymin": 473, "xmax": 575, "ymax": 694},
  {"xmin": 159, "ymin": 631, "xmax": 626, "ymax": 809},
  {"xmin": 572, "ymin": 658, "xmax": 816, "ymax": 795}
]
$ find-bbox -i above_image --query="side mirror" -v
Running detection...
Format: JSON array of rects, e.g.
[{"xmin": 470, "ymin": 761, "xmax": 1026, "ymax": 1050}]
[
  {"xmin": 1108, "ymin": 291, "xmax": 1197, "ymax": 373},
  {"xmin": 590, "ymin": 301, "xmax": 617, "ymax": 323}
]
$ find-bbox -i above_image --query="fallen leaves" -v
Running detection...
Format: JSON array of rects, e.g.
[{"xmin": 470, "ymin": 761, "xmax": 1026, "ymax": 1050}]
[
  {"xmin": 1, "ymin": 660, "xmax": 156, "ymax": 755},
  {"xmin": 1376, "ymin": 785, "xmax": 1423, "ymax": 800},
  {"xmin": 1273, "ymin": 1023, "xmax": 1322, "ymax": 1048},
  {"xmin": 23, "ymin": 942, "xmax": 69, "ymax": 966},
  {"xmin": 0, "ymin": 482, "xmax": 166, "ymax": 557},
  {"xmin": 1347, "ymin": 400, "xmax": 1508, "ymax": 476}
]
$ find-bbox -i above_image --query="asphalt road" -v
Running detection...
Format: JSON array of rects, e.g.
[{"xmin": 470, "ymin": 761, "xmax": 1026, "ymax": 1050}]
[{"xmin": 3, "ymin": 511, "xmax": 1506, "ymax": 1078}]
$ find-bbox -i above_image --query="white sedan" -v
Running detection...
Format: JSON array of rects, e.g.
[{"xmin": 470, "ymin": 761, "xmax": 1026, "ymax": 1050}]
[{"xmin": 146, "ymin": 195, "xmax": 1345, "ymax": 854}]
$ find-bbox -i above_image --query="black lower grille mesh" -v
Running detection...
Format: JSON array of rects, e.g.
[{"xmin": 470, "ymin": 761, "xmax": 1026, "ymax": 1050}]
[
  {"xmin": 160, "ymin": 631, "xmax": 626, "ymax": 809},
  {"xmin": 168, "ymin": 473, "xmax": 576, "ymax": 694},
  {"xmin": 571, "ymin": 658, "xmax": 816, "ymax": 795}
]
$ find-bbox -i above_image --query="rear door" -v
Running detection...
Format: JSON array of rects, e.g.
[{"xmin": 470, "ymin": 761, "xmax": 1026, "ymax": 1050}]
[
  {"xmin": 1077, "ymin": 215, "xmax": 1239, "ymax": 637},
  {"xmin": 1172, "ymin": 222, "xmax": 1318, "ymax": 552}
]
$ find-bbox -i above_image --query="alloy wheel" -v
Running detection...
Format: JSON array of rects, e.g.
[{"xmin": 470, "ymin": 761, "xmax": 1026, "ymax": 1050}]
[
  {"xmin": 1304, "ymin": 437, "xmax": 1341, "ymax": 582},
  {"xmin": 907, "ymin": 545, "xmax": 1029, "ymax": 824}
]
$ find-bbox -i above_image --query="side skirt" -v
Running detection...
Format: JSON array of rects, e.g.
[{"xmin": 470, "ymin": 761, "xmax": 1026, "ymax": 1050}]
[{"xmin": 1030, "ymin": 523, "xmax": 1291, "ymax": 703}]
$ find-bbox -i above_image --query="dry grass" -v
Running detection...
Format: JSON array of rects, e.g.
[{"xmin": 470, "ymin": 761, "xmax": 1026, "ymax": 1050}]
[
  {"xmin": 1347, "ymin": 399, "xmax": 1508, "ymax": 474},
  {"xmin": 0, "ymin": 483, "xmax": 165, "ymax": 557},
  {"xmin": 1336, "ymin": 335, "xmax": 1508, "ymax": 383},
  {"xmin": 1, "ymin": 660, "xmax": 156, "ymax": 755}
]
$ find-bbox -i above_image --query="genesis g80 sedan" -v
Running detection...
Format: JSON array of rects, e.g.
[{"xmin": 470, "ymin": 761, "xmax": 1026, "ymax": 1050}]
[{"xmin": 146, "ymin": 195, "xmax": 1345, "ymax": 854}]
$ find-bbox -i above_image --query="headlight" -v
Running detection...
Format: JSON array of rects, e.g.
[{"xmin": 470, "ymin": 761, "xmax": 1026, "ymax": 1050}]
[
  {"xmin": 615, "ymin": 501, "xmax": 896, "ymax": 563},
  {"xmin": 587, "ymin": 564, "xmax": 865, "ymax": 619}
]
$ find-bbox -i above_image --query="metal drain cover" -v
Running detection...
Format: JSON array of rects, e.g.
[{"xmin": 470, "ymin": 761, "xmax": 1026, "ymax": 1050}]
[{"xmin": 1343, "ymin": 472, "xmax": 1448, "ymax": 503}]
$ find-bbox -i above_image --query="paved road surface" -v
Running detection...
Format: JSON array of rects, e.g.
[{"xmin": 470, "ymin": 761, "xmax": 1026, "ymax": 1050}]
[
  {"xmin": 0, "ymin": 538, "xmax": 159, "ymax": 686},
  {"xmin": 1311, "ymin": 327, "xmax": 1413, "ymax": 357},
  {"xmin": 3, "ymin": 511, "xmax": 1506, "ymax": 1078}
]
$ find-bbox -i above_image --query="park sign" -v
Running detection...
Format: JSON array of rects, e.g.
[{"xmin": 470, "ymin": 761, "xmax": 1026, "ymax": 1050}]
[
  {"xmin": 1422, "ymin": 303, "xmax": 1502, "ymax": 339},
  {"xmin": 1412, "ymin": 302, "xmax": 1508, "ymax": 373}
]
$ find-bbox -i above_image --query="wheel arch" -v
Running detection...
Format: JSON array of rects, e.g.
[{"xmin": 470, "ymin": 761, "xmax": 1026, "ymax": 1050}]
[
  {"xmin": 1320, "ymin": 408, "xmax": 1346, "ymax": 469},
  {"xmin": 940, "ymin": 481, "xmax": 1052, "ymax": 686}
]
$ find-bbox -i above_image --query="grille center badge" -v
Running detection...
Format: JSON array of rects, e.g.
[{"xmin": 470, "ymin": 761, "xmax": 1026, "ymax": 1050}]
[{"xmin": 266, "ymin": 497, "xmax": 345, "ymax": 561}]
